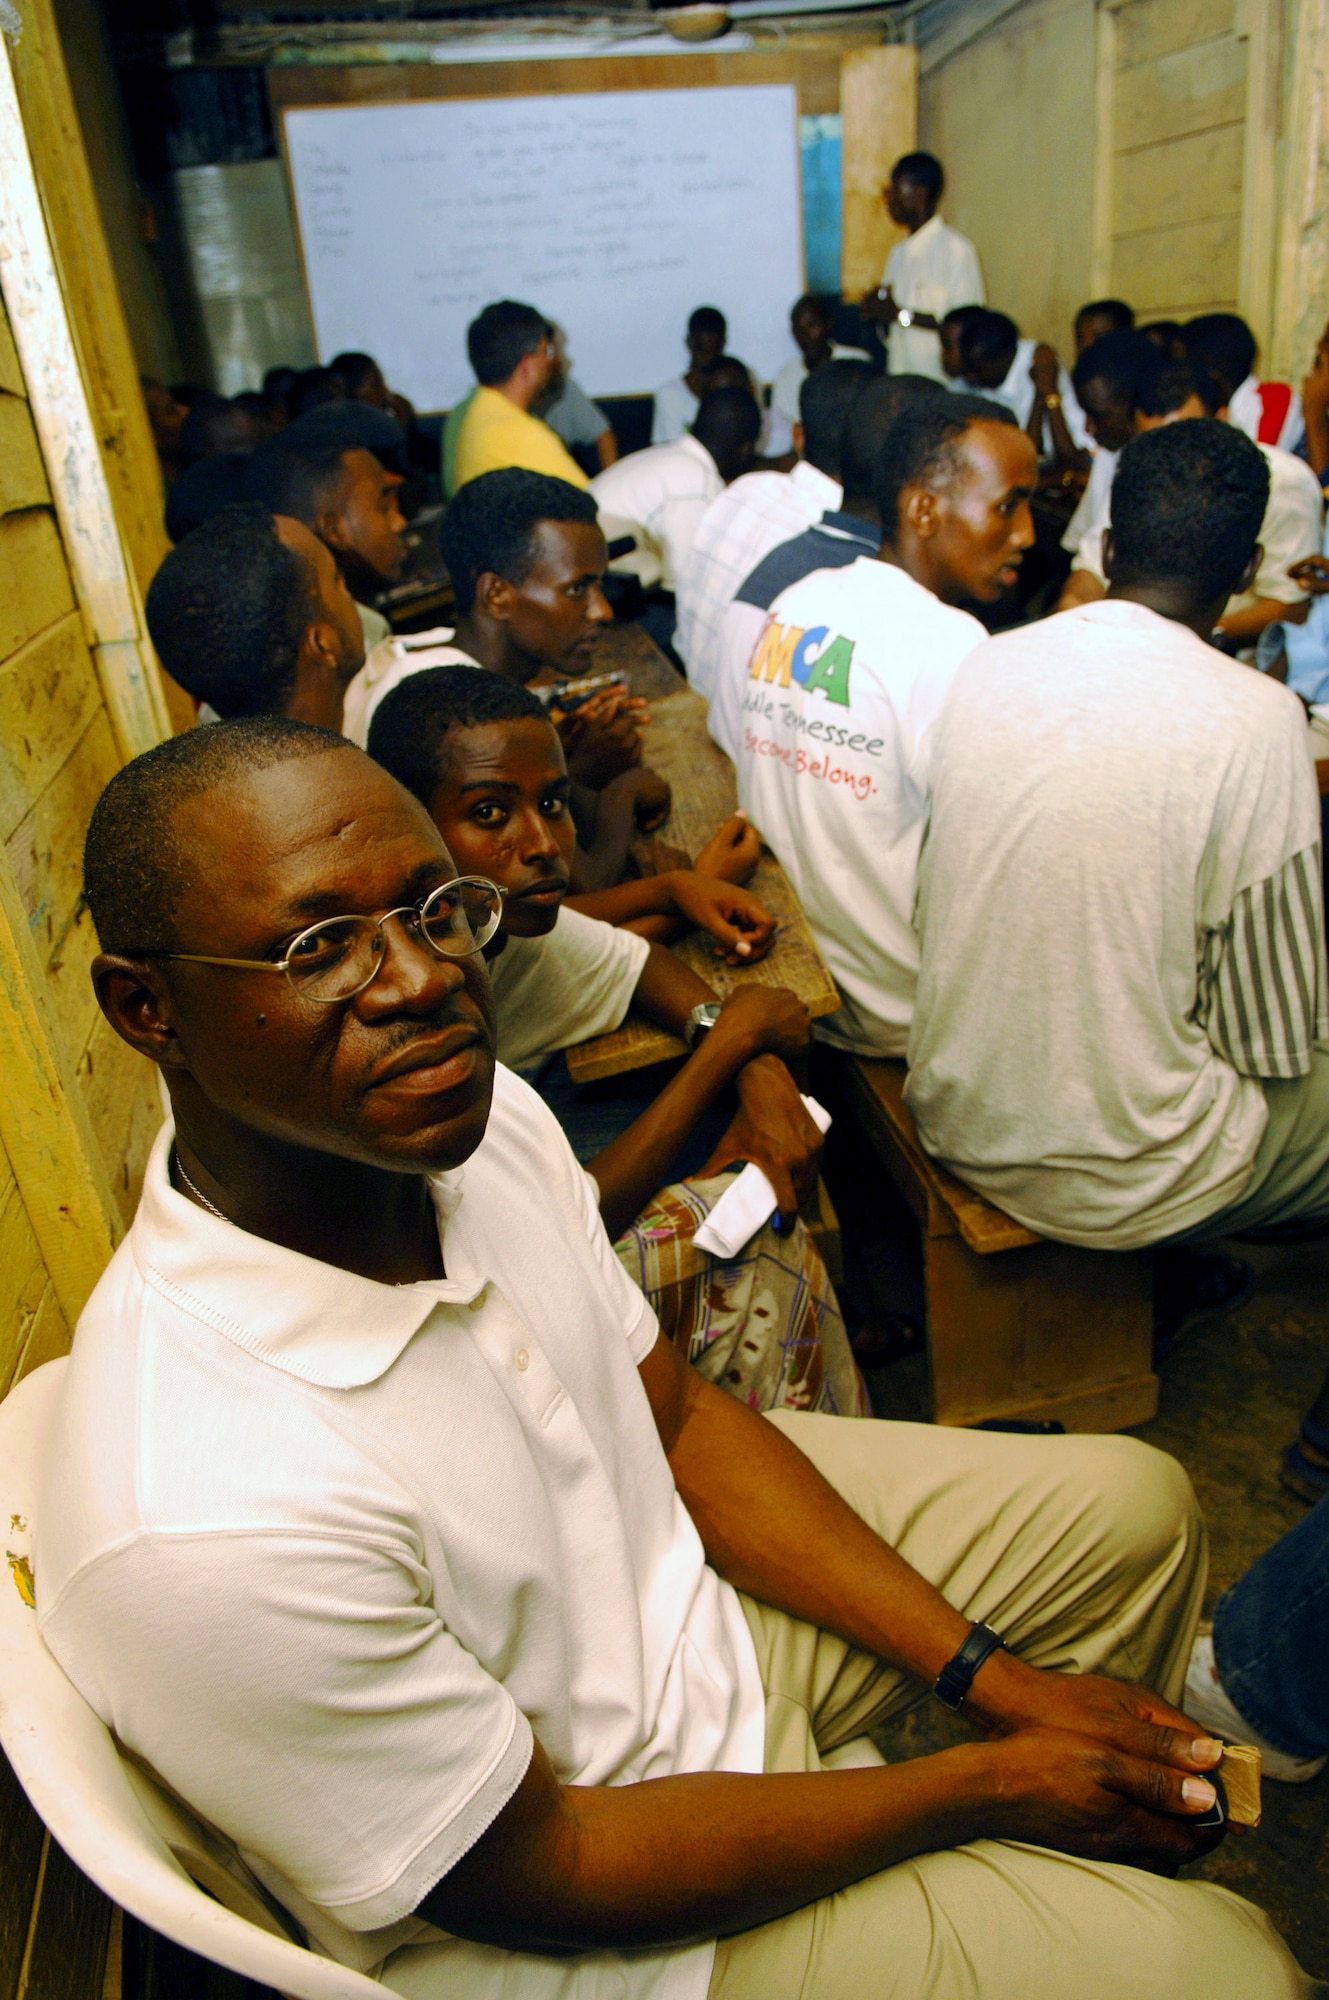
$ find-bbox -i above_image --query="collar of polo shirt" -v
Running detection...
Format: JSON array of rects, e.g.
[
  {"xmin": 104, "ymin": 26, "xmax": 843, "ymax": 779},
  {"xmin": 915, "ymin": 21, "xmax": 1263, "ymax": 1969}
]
[{"xmin": 136, "ymin": 1122, "xmax": 478, "ymax": 1390}]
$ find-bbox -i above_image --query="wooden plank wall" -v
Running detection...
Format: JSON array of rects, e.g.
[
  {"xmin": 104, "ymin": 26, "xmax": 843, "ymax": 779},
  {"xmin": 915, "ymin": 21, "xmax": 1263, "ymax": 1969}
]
[
  {"xmin": 0, "ymin": 15, "xmax": 172, "ymax": 1976},
  {"xmin": 1104, "ymin": 0, "xmax": 1248, "ymax": 320}
]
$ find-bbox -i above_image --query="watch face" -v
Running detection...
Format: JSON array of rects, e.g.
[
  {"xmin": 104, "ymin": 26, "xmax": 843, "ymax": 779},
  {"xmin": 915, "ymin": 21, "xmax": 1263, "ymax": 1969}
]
[{"xmin": 898, "ymin": 309, "xmax": 913, "ymax": 328}]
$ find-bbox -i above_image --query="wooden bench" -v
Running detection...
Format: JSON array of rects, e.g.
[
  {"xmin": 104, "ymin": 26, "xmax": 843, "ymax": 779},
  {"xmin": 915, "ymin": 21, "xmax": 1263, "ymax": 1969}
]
[{"xmin": 849, "ymin": 1059, "xmax": 1158, "ymax": 1433}]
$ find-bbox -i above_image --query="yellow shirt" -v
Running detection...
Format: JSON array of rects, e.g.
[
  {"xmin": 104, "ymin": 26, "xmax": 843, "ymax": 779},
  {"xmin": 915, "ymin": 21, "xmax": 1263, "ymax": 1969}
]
[{"xmin": 453, "ymin": 385, "xmax": 590, "ymax": 492}]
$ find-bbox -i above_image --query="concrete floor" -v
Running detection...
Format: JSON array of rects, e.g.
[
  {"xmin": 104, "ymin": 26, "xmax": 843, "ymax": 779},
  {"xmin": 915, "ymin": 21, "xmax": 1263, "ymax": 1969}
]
[{"xmin": 864, "ymin": 1235, "xmax": 1329, "ymax": 1980}]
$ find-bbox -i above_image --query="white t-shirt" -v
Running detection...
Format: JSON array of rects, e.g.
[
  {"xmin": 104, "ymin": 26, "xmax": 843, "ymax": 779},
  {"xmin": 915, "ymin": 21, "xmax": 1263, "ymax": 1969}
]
[
  {"xmin": 651, "ymin": 375, "xmax": 700, "ymax": 446},
  {"xmin": 342, "ymin": 626, "xmax": 481, "ymax": 748},
  {"xmin": 674, "ymin": 460, "xmax": 842, "ymax": 697},
  {"xmin": 984, "ymin": 337, "xmax": 1091, "ymax": 453},
  {"xmin": 37, "ymin": 1074, "xmax": 765, "ymax": 2000},
  {"xmin": 1073, "ymin": 441, "xmax": 1322, "ymax": 617},
  {"xmin": 490, "ymin": 908, "xmax": 650, "ymax": 1070},
  {"xmin": 729, "ymin": 557, "xmax": 987, "ymax": 1054},
  {"xmin": 906, "ymin": 600, "xmax": 1325, "ymax": 1247},
  {"xmin": 590, "ymin": 435, "xmax": 724, "ymax": 592},
  {"xmin": 882, "ymin": 215, "xmax": 984, "ymax": 381}
]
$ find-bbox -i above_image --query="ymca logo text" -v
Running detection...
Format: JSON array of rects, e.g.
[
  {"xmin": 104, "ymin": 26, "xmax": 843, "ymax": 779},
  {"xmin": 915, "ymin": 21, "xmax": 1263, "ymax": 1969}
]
[{"xmin": 748, "ymin": 620, "xmax": 854, "ymax": 707}]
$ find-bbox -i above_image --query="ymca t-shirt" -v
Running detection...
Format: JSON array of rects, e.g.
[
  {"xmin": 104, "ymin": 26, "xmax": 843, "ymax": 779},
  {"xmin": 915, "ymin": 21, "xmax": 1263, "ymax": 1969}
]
[{"xmin": 730, "ymin": 557, "xmax": 987, "ymax": 1054}]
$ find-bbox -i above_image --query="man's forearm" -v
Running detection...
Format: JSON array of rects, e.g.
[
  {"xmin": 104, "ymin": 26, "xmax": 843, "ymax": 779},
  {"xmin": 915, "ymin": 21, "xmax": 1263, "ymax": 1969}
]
[
  {"xmin": 420, "ymin": 1738, "xmax": 993, "ymax": 1953},
  {"xmin": 589, "ymin": 1024, "xmax": 762, "ymax": 1239},
  {"xmin": 1217, "ymin": 595, "xmax": 1309, "ymax": 644},
  {"xmin": 659, "ymin": 1352, "xmax": 974, "ymax": 1683},
  {"xmin": 567, "ymin": 872, "xmax": 686, "ymax": 942}
]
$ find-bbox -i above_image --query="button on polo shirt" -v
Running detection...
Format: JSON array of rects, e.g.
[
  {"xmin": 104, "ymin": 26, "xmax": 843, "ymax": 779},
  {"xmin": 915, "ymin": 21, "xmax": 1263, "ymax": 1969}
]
[{"xmin": 37, "ymin": 1066, "xmax": 764, "ymax": 2000}]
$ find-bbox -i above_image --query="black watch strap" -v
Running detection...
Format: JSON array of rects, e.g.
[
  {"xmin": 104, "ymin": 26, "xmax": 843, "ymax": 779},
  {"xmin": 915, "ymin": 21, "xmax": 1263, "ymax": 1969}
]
[{"xmin": 933, "ymin": 1622, "xmax": 1006, "ymax": 1711}]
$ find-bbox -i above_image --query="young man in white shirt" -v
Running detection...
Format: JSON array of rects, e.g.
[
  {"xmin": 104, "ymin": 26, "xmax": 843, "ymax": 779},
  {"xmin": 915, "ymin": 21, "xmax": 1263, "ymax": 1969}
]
[
  {"xmin": 1059, "ymin": 349, "xmax": 1322, "ymax": 650},
  {"xmin": 730, "ymin": 394, "xmax": 1034, "ymax": 1055},
  {"xmin": 860, "ymin": 151, "xmax": 984, "ymax": 383},
  {"xmin": 766, "ymin": 294, "xmax": 873, "ymax": 458},
  {"xmin": 652, "ymin": 305, "xmax": 728, "ymax": 445},
  {"xmin": 952, "ymin": 308, "xmax": 1090, "ymax": 461},
  {"xmin": 908, "ymin": 419, "xmax": 1329, "ymax": 1251},
  {"xmin": 43, "ymin": 716, "xmax": 1308, "ymax": 2000},
  {"xmin": 590, "ymin": 386, "xmax": 762, "ymax": 593},
  {"xmin": 1186, "ymin": 312, "xmax": 1304, "ymax": 455},
  {"xmin": 675, "ymin": 358, "xmax": 873, "ymax": 697},
  {"xmin": 367, "ymin": 666, "xmax": 863, "ymax": 1418},
  {"xmin": 708, "ymin": 372, "xmax": 946, "ymax": 761}
]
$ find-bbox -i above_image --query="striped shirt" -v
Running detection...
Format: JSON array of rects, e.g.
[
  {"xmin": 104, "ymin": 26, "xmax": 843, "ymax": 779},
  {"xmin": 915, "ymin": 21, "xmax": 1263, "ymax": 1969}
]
[
  {"xmin": 906, "ymin": 599, "xmax": 1328, "ymax": 1248},
  {"xmin": 674, "ymin": 460, "xmax": 842, "ymax": 697},
  {"xmin": 1198, "ymin": 846, "xmax": 1328, "ymax": 1079}
]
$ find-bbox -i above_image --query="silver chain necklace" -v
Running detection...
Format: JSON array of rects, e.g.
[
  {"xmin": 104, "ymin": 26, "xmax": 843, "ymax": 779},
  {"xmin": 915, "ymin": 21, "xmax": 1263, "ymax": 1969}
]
[{"xmin": 172, "ymin": 1147, "xmax": 227, "ymax": 1221}]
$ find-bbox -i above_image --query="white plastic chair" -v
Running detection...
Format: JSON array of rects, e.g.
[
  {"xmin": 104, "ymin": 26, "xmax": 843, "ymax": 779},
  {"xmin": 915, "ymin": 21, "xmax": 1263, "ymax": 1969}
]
[{"xmin": 0, "ymin": 1359, "xmax": 384, "ymax": 2000}]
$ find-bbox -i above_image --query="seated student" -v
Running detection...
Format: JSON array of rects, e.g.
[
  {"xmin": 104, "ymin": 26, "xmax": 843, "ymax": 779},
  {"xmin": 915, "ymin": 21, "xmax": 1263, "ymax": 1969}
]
[
  {"xmin": 907, "ymin": 420, "xmax": 1329, "ymax": 1251},
  {"xmin": 1056, "ymin": 328, "xmax": 1165, "ymax": 609},
  {"xmin": 45, "ymin": 715, "xmax": 1310, "ymax": 2000},
  {"xmin": 954, "ymin": 308, "xmax": 1090, "ymax": 463},
  {"xmin": 730, "ymin": 396, "xmax": 1035, "ymax": 1056},
  {"xmin": 1186, "ymin": 310, "xmax": 1304, "ymax": 453},
  {"xmin": 344, "ymin": 469, "xmax": 733, "ymax": 908},
  {"xmin": 1073, "ymin": 295, "xmax": 1135, "ymax": 355},
  {"xmin": 146, "ymin": 503, "xmax": 365, "ymax": 730},
  {"xmin": 1066, "ymin": 359, "xmax": 1323, "ymax": 651},
  {"xmin": 367, "ymin": 668, "xmax": 861, "ymax": 1416},
  {"xmin": 767, "ymin": 295, "xmax": 872, "ymax": 459},
  {"xmin": 590, "ymin": 386, "xmax": 762, "ymax": 596},
  {"xmin": 708, "ymin": 374, "xmax": 945, "ymax": 760},
  {"xmin": 286, "ymin": 365, "xmax": 347, "ymax": 419},
  {"xmin": 652, "ymin": 304, "xmax": 728, "ymax": 445},
  {"xmin": 445, "ymin": 301, "xmax": 589, "ymax": 498},
  {"xmin": 163, "ymin": 451, "xmax": 251, "ymax": 543},
  {"xmin": 675, "ymin": 358, "xmax": 874, "ymax": 697},
  {"xmin": 937, "ymin": 302, "xmax": 989, "ymax": 385},
  {"xmin": 244, "ymin": 430, "xmax": 406, "ymax": 652}
]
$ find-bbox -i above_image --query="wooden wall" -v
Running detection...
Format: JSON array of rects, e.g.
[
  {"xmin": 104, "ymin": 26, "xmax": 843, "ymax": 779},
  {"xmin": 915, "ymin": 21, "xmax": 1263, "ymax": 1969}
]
[
  {"xmin": 918, "ymin": 0, "xmax": 1296, "ymax": 367},
  {"xmin": 919, "ymin": 0, "xmax": 1098, "ymax": 352},
  {"xmin": 0, "ymin": 0, "xmax": 176, "ymax": 1987},
  {"xmin": 1100, "ymin": 0, "xmax": 1248, "ymax": 322}
]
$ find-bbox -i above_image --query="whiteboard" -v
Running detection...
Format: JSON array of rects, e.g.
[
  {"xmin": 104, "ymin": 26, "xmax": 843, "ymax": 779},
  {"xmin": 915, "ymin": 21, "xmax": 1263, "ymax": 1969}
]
[{"xmin": 283, "ymin": 84, "xmax": 804, "ymax": 409}]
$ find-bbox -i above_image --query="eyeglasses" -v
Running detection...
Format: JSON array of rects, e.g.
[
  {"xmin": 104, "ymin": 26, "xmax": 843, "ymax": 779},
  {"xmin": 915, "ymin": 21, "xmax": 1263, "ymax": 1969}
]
[{"xmin": 150, "ymin": 877, "xmax": 503, "ymax": 1004}]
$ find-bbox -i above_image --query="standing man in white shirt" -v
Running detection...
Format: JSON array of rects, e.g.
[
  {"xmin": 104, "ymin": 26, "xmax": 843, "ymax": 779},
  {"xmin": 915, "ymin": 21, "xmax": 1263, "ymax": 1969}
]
[
  {"xmin": 731, "ymin": 395, "xmax": 1035, "ymax": 1055},
  {"xmin": 908, "ymin": 420, "xmax": 1329, "ymax": 1251},
  {"xmin": 675, "ymin": 358, "xmax": 873, "ymax": 696},
  {"xmin": 860, "ymin": 152, "xmax": 984, "ymax": 383},
  {"xmin": 590, "ymin": 385, "xmax": 762, "ymax": 595},
  {"xmin": 42, "ymin": 715, "xmax": 1312, "ymax": 2000}
]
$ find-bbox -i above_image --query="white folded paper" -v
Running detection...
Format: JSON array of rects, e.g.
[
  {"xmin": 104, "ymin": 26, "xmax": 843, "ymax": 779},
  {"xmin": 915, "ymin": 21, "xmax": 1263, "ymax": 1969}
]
[{"xmin": 692, "ymin": 1095, "xmax": 832, "ymax": 1260}]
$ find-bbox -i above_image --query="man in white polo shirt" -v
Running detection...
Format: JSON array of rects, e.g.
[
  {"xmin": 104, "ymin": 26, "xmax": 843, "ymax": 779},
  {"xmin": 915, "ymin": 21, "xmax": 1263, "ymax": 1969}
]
[
  {"xmin": 907, "ymin": 420, "xmax": 1329, "ymax": 1251},
  {"xmin": 731, "ymin": 394, "xmax": 1034, "ymax": 1055},
  {"xmin": 35, "ymin": 720, "xmax": 1310, "ymax": 2000}
]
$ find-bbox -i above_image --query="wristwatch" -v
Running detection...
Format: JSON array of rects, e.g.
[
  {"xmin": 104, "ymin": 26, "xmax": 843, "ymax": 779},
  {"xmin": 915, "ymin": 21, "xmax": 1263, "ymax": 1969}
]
[
  {"xmin": 933, "ymin": 1622, "xmax": 1006, "ymax": 1711},
  {"xmin": 1043, "ymin": 390, "xmax": 1062, "ymax": 410},
  {"xmin": 684, "ymin": 1001, "xmax": 723, "ymax": 1050},
  {"xmin": 897, "ymin": 307, "xmax": 914, "ymax": 329}
]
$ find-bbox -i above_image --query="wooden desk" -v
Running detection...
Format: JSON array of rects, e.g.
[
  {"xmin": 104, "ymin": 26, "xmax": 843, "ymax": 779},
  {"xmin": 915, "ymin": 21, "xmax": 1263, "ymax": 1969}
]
[
  {"xmin": 565, "ymin": 684, "xmax": 840, "ymax": 1082},
  {"xmin": 585, "ymin": 620, "xmax": 688, "ymax": 701}
]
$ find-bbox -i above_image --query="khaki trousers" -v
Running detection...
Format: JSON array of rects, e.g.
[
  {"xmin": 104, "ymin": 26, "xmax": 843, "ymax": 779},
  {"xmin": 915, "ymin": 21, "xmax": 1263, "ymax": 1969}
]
[{"xmin": 710, "ymin": 1413, "xmax": 1314, "ymax": 2000}]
